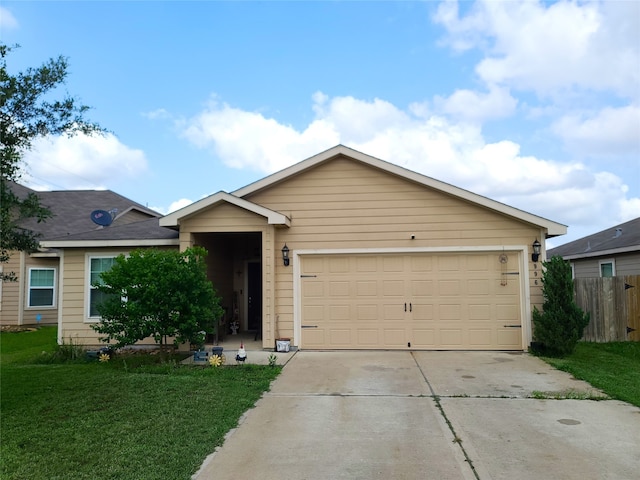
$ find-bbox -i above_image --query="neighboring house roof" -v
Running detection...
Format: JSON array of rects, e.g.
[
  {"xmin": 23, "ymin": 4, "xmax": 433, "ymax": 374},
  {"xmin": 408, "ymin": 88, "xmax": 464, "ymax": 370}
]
[
  {"xmin": 548, "ymin": 217, "xmax": 640, "ymax": 260},
  {"xmin": 41, "ymin": 217, "xmax": 179, "ymax": 248},
  {"xmin": 10, "ymin": 182, "xmax": 178, "ymax": 249},
  {"xmin": 162, "ymin": 145, "xmax": 567, "ymax": 237}
]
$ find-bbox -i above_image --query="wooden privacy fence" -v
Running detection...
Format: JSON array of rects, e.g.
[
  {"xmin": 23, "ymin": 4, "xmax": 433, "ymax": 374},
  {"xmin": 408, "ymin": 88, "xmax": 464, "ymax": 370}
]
[{"xmin": 574, "ymin": 275, "xmax": 640, "ymax": 342}]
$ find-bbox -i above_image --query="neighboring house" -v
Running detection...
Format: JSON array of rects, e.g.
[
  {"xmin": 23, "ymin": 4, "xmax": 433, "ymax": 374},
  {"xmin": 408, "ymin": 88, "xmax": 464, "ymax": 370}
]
[
  {"xmin": 547, "ymin": 217, "xmax": 640, "ymax": 279},
  {"xmin": 41, "ymin": 145, "xmax": 566, "ymax": 351},
  {"xmin": 0, "ymin": 182, "xmax": 174, "ymax": 331}
]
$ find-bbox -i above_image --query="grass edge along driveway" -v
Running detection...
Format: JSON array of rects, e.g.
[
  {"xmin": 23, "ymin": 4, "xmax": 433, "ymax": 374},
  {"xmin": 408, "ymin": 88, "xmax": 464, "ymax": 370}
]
[
  {"xmin": 0, "ymin": 327, "xmax": 281, "ymax": 480},
  {"xmin": 539, "ymin": 341, "xmax": 640, "ymax": 407}
]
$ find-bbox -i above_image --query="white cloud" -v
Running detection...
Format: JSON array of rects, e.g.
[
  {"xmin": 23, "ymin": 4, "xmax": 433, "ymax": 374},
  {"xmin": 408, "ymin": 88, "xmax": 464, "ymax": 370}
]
[
  {"xmin": 151, "ymin": 198, "xmax": 194, "ymax": 215},
  {"xmin": 552, "ymin": 105, "xmax": 640, "ymax": 156},
  {"xmin": 433, "ymin": 85, "xmax": 518, "ymax": 123},
  {"xmin": 22, "ymin": 133, "xmax": 148, "ymax": 190},
  {"xmin": 0, "ymin": 7, "xmax": 19, "ymax": 30},
  {"xmin": 434, "ymin": 0, "xmax": 640, "ymax": 98},
  {"xmin": 181, "ymin": 96, "xmax": 339, "ymax": 172},
  {"xmin": 142, "ymin": 108, "xmax": 172, "ymax": 120}
]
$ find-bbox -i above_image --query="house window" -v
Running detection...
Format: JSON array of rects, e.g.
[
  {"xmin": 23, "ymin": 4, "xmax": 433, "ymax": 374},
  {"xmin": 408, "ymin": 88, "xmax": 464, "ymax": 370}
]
[
  {"xmin": 89, "ymin": 256, "xmax": 116, "ymax": 317},
  {"xmin": 599, "ymin": 259, "xmax": 615, "ymax": 278},
  {"xmin": 28, "ymin": 268, "xmax": 56, "ymax": 307}
]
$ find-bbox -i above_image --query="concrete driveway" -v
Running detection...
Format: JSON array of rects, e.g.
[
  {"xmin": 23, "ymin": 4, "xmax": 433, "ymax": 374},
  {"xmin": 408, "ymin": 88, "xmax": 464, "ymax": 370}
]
[{"xmin": 193, "ymin": 351, "xmax": 640, "ymax": 480}]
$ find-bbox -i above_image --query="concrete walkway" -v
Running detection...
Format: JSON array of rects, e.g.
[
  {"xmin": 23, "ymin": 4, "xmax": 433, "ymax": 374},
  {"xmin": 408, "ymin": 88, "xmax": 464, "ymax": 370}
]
[{"xmin": 193, "ymin": 351, "xmax": 640, "ymax": 480}]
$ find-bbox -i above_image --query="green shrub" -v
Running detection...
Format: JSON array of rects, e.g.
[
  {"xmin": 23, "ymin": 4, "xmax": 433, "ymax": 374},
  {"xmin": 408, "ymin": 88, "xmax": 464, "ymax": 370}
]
[{"xmin": 532, "ymin": 256, "xmax": 590, "ymax": 356}]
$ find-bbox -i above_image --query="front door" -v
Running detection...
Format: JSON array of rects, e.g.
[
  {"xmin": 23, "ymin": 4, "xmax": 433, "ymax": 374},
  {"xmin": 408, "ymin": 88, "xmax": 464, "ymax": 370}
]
[{"xmin": 247, "ymin": 261, "xmax": 262, "ymax": 333}]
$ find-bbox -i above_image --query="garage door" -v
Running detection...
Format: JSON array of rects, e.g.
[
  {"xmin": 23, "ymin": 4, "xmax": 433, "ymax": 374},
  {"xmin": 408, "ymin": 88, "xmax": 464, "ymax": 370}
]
[{"xmin": 300, "ymin": 252, "xmax": 523, "ymax": 350}]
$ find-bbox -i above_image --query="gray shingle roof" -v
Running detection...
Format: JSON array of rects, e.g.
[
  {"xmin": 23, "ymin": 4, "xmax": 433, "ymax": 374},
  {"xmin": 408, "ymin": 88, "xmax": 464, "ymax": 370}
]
[
  {"xmin": 11, "ymin": 182, "xmax": 177, "ymax": 243},
  {"xmin": 48, "ymin": 217, "xmax": 179, "ymax": 241},
  {"xmin": 548, "ymin": 217, "xmax": 640, "ymax": 258}
]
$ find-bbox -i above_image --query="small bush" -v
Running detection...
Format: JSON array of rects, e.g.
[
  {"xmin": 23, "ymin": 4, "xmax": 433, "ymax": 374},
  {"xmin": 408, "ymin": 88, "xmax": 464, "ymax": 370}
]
[{"xmin": 532, "ymin": 256, "xmax": 590, "ymax": 356}]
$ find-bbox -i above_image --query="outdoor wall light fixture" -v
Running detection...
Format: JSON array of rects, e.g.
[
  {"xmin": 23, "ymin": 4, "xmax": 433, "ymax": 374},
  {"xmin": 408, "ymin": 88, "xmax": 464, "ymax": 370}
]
[
  {"xmin": 531, "ymin": 239, "xmax": 541, "ymax": 263},
  {"xmin": 282, "ymin": 244, "xmax": 290, "ymax": 266}
]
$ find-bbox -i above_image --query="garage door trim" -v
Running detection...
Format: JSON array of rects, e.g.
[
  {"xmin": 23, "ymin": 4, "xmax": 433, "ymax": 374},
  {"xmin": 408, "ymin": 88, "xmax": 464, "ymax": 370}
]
[{"xmin": 292, "ymin": 246, "xmax": 532, "ymax": 350}]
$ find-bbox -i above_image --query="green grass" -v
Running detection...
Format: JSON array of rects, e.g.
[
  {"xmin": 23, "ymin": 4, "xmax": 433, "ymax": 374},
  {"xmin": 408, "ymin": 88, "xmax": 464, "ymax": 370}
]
[
  {"xmin": 0, "ymin": 328, "xmax": 281, "ymax": 480},
  {"xmin": 540, "ymin": 342, "xmax": 640, "ymax": 407}
]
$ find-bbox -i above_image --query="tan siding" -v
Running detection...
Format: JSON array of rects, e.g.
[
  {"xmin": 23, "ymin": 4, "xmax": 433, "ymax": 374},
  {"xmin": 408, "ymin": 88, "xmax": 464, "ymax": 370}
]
[
  {"xmin": 616, "ymin": 252, "xmax": 640, "ymax": 276},
  {"xmin": 0, "ymin": 252, "xmax": 21, "ymax": 325},
  {"xmin": 572, "ymin": 252, "xmax": 640, "ymax": 279},
  {"xmin": 181, "ymin": 203, "xmax": 269, "ymax": 231},
  {"xmin": 0, "ymin": 253, "xmax": 60, "ymax": 326},
  {"xmin": 245, "ymin": 157, "xmax": 542, "ymax": 345}
]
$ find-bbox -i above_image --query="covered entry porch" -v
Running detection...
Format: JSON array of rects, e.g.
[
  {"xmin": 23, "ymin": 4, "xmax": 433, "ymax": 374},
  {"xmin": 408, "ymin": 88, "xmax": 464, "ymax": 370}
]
[{"xmin": 160, "ymin": 191, "xmax": 291, "ymax": 349}]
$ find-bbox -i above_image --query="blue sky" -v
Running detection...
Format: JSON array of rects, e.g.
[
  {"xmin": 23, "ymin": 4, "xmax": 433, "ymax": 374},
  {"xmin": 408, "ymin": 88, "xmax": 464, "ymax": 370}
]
[{"xmin": 1, "ymin": 0, "xmax": 638, "ymax": 247}]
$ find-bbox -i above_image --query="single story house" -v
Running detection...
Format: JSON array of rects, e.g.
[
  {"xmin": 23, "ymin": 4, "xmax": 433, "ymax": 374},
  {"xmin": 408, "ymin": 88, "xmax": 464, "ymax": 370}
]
[
  {"xmin": 39, "ymin": 145, "xmax": 566, "ymax": 351},
  {"xmin": 547, "ymin": 217, "xmax": 640, "ymax": 278},
  {"xmin": 0, "ymin": 182, "xmax": 171, "ymax": 334}
]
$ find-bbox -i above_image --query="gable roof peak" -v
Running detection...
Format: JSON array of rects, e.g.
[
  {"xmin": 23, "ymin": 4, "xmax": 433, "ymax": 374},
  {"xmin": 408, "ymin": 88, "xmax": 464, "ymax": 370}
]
[{"xmin": 231, "ymin": 144, "xmax": 566, "ymax": 237}]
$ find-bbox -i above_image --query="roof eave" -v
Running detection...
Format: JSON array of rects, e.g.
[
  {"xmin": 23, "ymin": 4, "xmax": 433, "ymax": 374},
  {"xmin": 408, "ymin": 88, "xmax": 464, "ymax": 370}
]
[
  {"xmin": 40, "ymin": 239, "xmax": 180, "ymax": 249},
  {"xmin": 557, "ymin": 245, "xmax": 640, "ymax": 260}
]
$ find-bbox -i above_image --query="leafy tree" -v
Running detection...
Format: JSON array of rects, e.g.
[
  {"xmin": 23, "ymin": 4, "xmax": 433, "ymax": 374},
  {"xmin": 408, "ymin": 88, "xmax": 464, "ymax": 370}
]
[
  {"xmin": 1, "ymin": 43, "xmax": 102, "ymax": 281},
  {"xmin": 91, "ymin": 247, "xmax": 223, "ymax": 350},
  {"xmin": 532, "ymin": 255, "xmax": 590, "ymax": 356}
]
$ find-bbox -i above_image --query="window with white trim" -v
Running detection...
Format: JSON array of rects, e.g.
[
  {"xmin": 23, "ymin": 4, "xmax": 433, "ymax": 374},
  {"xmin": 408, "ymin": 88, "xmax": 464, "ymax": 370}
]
[
  {"xmin": 89, "ymin": 256, "xmax": 116, "ymax": 317},
  {"xmin": 28, "ymin": 268, "xmax": 56, "ymax": 307},
  {"xmin": 599, "ymin": 259, "xmax": 615, "ymax": 278}
]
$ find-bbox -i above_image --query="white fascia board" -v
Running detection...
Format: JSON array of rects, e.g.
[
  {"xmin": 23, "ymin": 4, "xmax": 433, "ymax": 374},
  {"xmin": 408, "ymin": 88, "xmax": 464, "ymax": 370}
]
[
  {"xmin": 560, "ymin": 245, "xmax": 640, "ymax": 260},
  {"xmin": 231, "ymin": 145, "xmax": 567, "ymax": 236},
  {"xmin": 39, "ymin": 239, "xmax": 180, "ymax": 249},
  {"xmin": 159, "ymin": 191, "xmax": 290, "ymax": 227}
]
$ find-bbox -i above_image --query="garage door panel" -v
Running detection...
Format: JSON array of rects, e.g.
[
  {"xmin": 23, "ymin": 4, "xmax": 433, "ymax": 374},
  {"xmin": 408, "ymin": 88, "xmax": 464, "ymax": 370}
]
[
  {"xmin": 440, "ymin": 329, "xmax": 463, "ymax": 347},
  {"xmin": 410, "ymin": 280, "xmax": 433, "ymax": 296},
  {"xmin": 356, "ymin": 256, "xmax": 378, "ymax": 272},
  {"xmin": 439, "ymin": 304, "xmax": 461, "ymax": 320},
  {"xmin": 383, "ymin": 329, "xmax": 406, "ymax": 346},
  {"xmin": 496, "ymin": 304, "xmax": 519, "ymax": 321},
  {"xmin": 411, "ymin": 303, "xmax": 433, "ymax": 319},
  {"xmin": 329, "ymin": 305, "xmax": 350, "ymax": 321},
  {"xmin": 412, "ymin": 329, "xmax": 436, "ymax": 347},
  {"xmin": 356, "ymin": 304, "xmax": 378, "ymax": 321},
  {"xmin": 357, "ymin": 329, "xmax": 379, "ymax": 346},
  {"xmin": 497, "ymin": 329, "xmax": 521, "ymax": 347},
  {"xmin": 303, "ymin": 305, "xmax": 324, "ymax": 321},
  {"xmin": 469, "ymin": 304, "xmax": 491, "ymax": 320},
  {"xmin": 329, "ymin": 281, "xmax": 350, "ymax": 296},
  {"xmin": 438, "ymin": 280, "xmax": 461, "ymax": 295},
  {"xmin": 356, "ymin": 280, "xmax": 377, "ymax": 296},
  {"xmin": 330, "ymin": 329, "xmax": 352, "ymax": 345},
  {"xmin": 468, "ymin": 329, "xmax": 492, "ymax": 346},
  {"xmin": 382, "ymin": 279, "xmax": 404, "ymax": 296},
  {"xmin": 303, "ymin": 328, "xmax": 325, "ymax": 347},
  {"xmin": 467, "ymin": 279, "xmax": 490, "ymax": 295},
  {"xmin": 383, "ymin": 256, "xmax": 404, "ymax": 272},
  {"xmin": 303, "ymin": 281, "xmax": 324, "ymax": 297},
  {"xmin": 300, "ymin": 252, "xmax": 523, "ymax": 350}
]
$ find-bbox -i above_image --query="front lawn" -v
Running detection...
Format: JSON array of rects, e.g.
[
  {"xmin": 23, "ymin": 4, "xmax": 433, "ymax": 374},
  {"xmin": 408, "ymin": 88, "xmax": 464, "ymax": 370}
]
[
  {"xmin": 540, "ymin": 341, "xmax": 640, "ymax": 407},
  {"xmin": 0, "ymin": 328, "xmax": 281, "ymax": 480}
]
